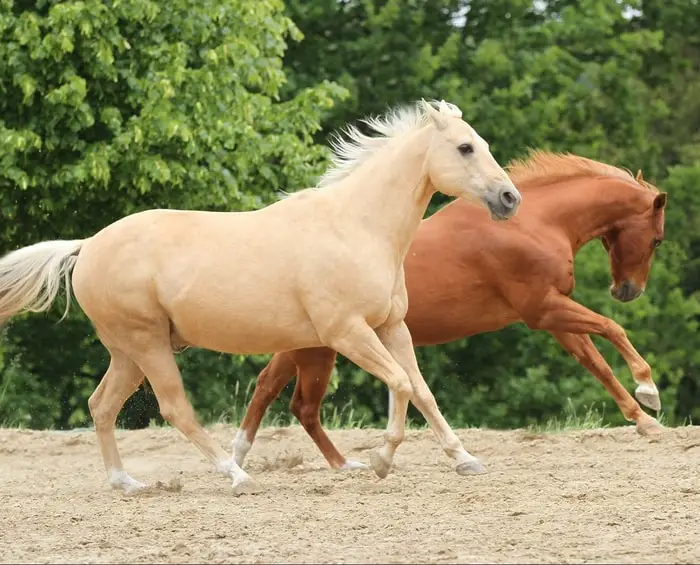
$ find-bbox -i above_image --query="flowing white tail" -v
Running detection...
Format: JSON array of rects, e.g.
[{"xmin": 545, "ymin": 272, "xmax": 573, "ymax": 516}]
[{"xmin": 0, "ymin": 239, "xmax": 86, "ymax": 325}]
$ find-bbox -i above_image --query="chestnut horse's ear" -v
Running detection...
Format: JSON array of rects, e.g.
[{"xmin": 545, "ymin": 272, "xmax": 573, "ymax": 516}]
[
  {"xmin": 653, "ymin": 192, "xmax": 667, "ymax": 210},
  {"xmin": 636, "ymin": 169, "xmax": 644, "ymax": 183}
]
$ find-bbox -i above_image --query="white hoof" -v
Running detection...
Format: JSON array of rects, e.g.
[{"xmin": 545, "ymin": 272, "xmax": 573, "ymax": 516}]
[
  {"xmin": 110, "ymin": 470, "xmax": 146, "ymax": 493},
  {"xmin": 340, "ymin": 459, "xmax": 368, "ymax": 471},
  {"xmin": 456, "ymin": 458, "xmax": 485, "ymax": 476},
  {"xmin": 232, "ymin": 475, "xmax": 262, "ymax": 497},
  {"xmin": 635, "ymin": 383, "xmax": 661, "ymax": 411}
]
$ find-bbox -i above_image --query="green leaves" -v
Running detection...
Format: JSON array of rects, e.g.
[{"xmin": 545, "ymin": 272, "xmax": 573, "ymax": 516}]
[
  {"xmin": 0, "ymin": 0, "xmax": 347, "ymax": 429},
  {"xmin": 0, "ymin": 0, "xmax": 347, "ymax": 246},
  {"xmin": 2, "ymin": 0, "xmax": 700, "ymax": 431}
]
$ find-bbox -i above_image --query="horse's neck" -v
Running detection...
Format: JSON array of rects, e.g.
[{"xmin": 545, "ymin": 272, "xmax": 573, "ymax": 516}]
[
  {"xmin": 534, "ymin": 177, "xmax": 648, "ymax": 252},
  {"xmin": 332, "ymin": 129, "xmax": 435, "ymax": 259}
]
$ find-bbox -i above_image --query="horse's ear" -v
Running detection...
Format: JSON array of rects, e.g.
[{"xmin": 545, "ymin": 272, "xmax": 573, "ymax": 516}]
[
  {"xmin": 653, "ymin": 192, "xmax": 667, "ymax": 211},
  {"xmin": 421, "ymin": 99, "xmax": 448, "ymax": 131},
  {"xmin": 636, "ymin": 169, "xmax": 644, "ymax": 182},
  {"xmin": 438, "ymin": 99, "xmax": 462, "ymax": 118}
]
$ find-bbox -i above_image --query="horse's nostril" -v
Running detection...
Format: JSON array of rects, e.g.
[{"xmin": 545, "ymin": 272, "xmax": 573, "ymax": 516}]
[{"xmin": 501, "ymin": 190, "xmax": 516, "ymax": 208}]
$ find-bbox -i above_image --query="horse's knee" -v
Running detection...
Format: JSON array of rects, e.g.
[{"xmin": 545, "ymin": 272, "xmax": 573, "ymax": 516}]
[
  {"xmin": 299, "ymin": 402, "xmax": 320, "ymax": 430},
  {"xmin": 290, "ymin": 393, "xmax": 320, "ymax": 429},
  {"xmin": 255, "ymin": 383, "xmax": 281, "ymax": 406},
  {"xmin": 392, "ymin": 376, "xmax": 413, "ymax": 401},
  {"xmin": 88, "ymin": 389, "xmax": 110, "ymax": 429}
]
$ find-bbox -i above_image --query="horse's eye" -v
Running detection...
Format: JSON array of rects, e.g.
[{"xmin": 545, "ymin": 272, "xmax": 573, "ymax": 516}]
[
  {"xmin": 653, "ymin": 238, "xmax": 662, "ymax": 249},
  {"xmin": 458, "ymin": 143, "xmax": 474, "ymax": 156}
]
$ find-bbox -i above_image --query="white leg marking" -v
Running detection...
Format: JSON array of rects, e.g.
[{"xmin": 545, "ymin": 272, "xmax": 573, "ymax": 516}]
[
  {"xmin": 340, "ymin": 459, "xmax": 368, "ymax": 471},
  {"xmin": 216, "ymin": 457, "xmax": 260, "ymax": 496},
  {"xmin": 109, "ymin": 469, "xmax": 146, "ymax": 494},
  {"xmin": 232, "ymin": 428, "xmax": 252, "ymax": 467}
]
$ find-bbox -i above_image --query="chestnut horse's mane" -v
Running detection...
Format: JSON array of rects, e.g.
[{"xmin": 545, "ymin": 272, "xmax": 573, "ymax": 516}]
[{"xmin": 507, "ymin": 150, "xmax": 658, "ymax": 192}]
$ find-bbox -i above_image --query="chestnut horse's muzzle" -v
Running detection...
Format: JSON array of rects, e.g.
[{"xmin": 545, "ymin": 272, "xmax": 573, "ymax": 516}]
[
  {"xmin": 610, "ymin": 280, "xmax": 644, "ymax": 302},
  {"xmin": 485, "ymin": 184, "xmax": 522, "ymax": 221}
]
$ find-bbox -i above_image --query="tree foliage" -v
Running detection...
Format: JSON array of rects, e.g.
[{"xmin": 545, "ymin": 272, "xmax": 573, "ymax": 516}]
[
  {"xmin": 1, "ymin": 0, "xmax": 699, "ymax": 431},
  {"xmin": 0, "ymin": 0, "xmax": 346, "ymax": 427}
]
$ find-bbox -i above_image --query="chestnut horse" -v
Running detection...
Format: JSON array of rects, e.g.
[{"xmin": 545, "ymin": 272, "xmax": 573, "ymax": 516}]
[
  {"xmin": 0, "ymin": 100, "xmax": 521, "ymax": 493},
  {"xmin": 233, "ymin": 151, "xmax": 667, "ymax": 471}
]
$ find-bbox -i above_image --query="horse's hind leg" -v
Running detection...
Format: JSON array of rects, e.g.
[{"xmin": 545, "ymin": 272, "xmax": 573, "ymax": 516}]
[
  {"xmin": 288, "ymin": 348, "xmax": 366, "ymax": 471},
  {"xmin": 88, "ymin": 350, "xmax": 146, "ymax": 493},
  {"xmin": 233, "ymin": 352, "xmax": 298, "ymax": 467},
  {"xmin": 132, "ymin": 346, "xmax": 260, "ymax": 495}
]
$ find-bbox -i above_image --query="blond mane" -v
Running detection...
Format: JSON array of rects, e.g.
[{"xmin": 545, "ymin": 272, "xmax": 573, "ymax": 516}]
[
  {"xmin": 507, "ymin": 150, "xmax": 657, "ymax": 192},
  {"xmin": 317, "ymin": 99, "xmax": 463, "ymax": 188}
]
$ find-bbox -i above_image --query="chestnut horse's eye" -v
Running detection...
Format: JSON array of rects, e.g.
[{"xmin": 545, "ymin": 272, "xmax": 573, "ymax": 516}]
[
  {"xmin": 652, "ymin": 238, "xmax": 663, "ymax": 249},
  {"xmin": 458, "ymin": 143, "xmax": 474, "ymax": 156}
]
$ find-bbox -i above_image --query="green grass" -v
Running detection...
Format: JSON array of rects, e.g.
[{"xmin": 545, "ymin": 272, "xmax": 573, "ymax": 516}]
[
  {"xmin": 526, "ymin": 398, "xmax": 607, "ymax": 434},
  {"xmin": 145, "ymin": 379, "xmax": 369, "ymax": 430},
  {"xmin": 48, "ymin": 384, "xmax": 689, "ymax": 434},
  {"xmin": 0, "ymin": 374, "xmax": 23, "ymax": 428}
]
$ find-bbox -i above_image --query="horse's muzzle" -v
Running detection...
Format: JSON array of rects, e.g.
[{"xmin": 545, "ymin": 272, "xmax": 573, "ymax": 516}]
[
  {"xmin": 610, "ymin": 280, "xmax": 644, "ymax": 302},
  {"xmin": 486, "ymin": 185, "xmax": 522, "ymax": 221}
]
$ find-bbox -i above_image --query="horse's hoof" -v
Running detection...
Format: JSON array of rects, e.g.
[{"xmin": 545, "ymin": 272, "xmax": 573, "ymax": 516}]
[
  {"xmin": 636, "ymin": 418, "xmax": 664, "ymax": 437},
  {"xmin": 635, "ymin": 384, "xmax": 661, "ymax": 411},
  {"xmin": 369, "ymin": 451, "xmax": 391, "ymax": 479},
  {"xmin": 340, "ymin": 459, "xmax": 368, "ymax": 471},
  {"xmin": 456, "ymin": 458, "xmax": 486, "ymax": 476},
  {"xmin": 232, "ymin": 476, "xmax": 262, "ymax": 497},
  {"xmin": 122, "ymin": 481, "xmax": 148, "ymax": 495},
  {"xmin": 110, "ymin": 470, "xmax": 147, "ymax": 494}
]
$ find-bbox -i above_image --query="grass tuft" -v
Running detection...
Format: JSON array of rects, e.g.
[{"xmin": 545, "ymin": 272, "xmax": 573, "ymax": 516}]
[{"xmin": 527, "ymin": 398, "xmax": 606, "ymax": 433}]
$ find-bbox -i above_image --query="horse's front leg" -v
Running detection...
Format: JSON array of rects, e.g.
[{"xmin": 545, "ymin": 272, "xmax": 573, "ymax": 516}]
[
  {"xmin": 375, "ymin": 321, "xmax": 484, "ymax": 476},
  {"xmin": 233, "ymin": 352, "xmax": 298, "ymax": 467},
  {"xmin": 325, "ymin": 317, "xmax": 414, "ymax": 478},
  {"xmin": 521, "ymin": 290, "xmax": 662, "ymax": 432},
  {"xmin": 551, "ymin": 332, "xmax": 662, "ymax": 435},
  {"xmin": 287, "ymin": 348, "xmax": 366, "ymax": 470}
]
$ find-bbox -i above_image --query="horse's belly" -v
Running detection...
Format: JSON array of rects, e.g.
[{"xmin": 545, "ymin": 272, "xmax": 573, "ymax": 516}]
[
  {"xmin": 170, "ymin": 305, "xmax": 322, "ymax": 355},
  {"xmin": 164, "ymin": 279, "xmax": 322, "ymax": 355},
  {"xmin": 406, "ymin": 290, "xmax": 519, "ymax": 346}
]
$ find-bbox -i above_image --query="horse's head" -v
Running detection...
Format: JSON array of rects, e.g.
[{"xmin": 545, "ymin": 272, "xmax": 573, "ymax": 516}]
[
  {"xmin": 601, "ymin": 171, "xmax": 667, "ymax": 302},
  {"xmin": 422, "ymin": 100, "xmax": 521, "ymax": 221}
]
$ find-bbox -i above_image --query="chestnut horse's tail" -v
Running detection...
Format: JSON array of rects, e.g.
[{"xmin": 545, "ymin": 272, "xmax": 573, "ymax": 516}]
[{"xmin": 0, "ymin": 239, "xmax": 86, "ymax": 326}]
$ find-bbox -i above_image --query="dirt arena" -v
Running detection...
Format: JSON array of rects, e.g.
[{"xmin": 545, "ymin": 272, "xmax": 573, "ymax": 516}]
[{"xmin": 1, "ymin": 424, "xmax": 699, "ymax": 564}]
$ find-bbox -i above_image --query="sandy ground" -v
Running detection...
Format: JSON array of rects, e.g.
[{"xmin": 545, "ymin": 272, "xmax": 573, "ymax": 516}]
[{"xmin": 1, "ymin": 424, "xmax": 699, "ymax": 564}]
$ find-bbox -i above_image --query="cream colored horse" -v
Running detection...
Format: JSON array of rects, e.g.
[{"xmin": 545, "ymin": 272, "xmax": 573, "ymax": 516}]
[{"xmin": 0, "ymin": 99, "xmax": 521, "ymax": 495}]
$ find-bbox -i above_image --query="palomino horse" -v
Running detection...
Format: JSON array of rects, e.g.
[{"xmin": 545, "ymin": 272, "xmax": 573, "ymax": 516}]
[
  {"xmin": 0, "ymin": 100, "xmax": 521, "ymax": 494},
  {"xmin": 233, "ymin": 151, "xmax": 667, "ymax": 471}
]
